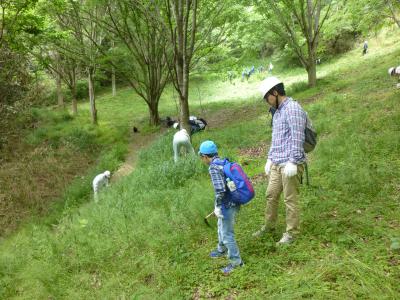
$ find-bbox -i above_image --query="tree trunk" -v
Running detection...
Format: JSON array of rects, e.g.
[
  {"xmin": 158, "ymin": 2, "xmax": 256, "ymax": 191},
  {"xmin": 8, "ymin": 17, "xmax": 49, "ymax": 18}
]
[
  {"xmin": 112, "ymin": 66, "xmax": 116, "ymax": 97},
  {"xmin": 56, "ymin": 73, "xmax": 64, "ymax": 108},
  {"xmin": 179, "ymin": 94, "xmax": 190, "ymax": 131},
  {"xmin": 148, "ymin": 100, "xmax": 160, "ymax": 126},
  {"xmin": 306, "ymin": 43, "xmax": 317, "ymax": 87},
  {"xmin": 174, "ymin": 0, "xmax": 191, "ymax": 133},
  {"xmin": 71, "ymin": 82, "xmax": 78, "ymax": 115},
  {"xmin": 387, "ymin": 0, "xmax": 400, "ymax": 28},
  {"xmin": 88, "ymin": 69, "xmax": 97, "ymax": 125},
  {"xmin": 179, "ymin": 68, "xmax": 190, "ymax": 133},
  {"xmin": 307, "ymin": 62, "xmax": 317, "ymax": 87}
]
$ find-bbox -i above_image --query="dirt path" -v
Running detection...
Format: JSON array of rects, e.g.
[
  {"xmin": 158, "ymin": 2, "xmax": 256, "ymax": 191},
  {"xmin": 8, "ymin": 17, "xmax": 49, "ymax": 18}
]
[
  {"xmin": 111, "ymin": 104, "xmax": 263, "ymax": 182},
  {"xmin": 111, "ymin": 131, "xmax": 163, "ymax": 182},
  {"xmin": 204, "ymin": 104, "xmax": 261, "ymax": 129}
]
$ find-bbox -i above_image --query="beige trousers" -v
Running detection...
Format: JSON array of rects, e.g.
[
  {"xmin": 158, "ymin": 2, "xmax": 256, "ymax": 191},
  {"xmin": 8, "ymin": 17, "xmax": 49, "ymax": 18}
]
[{"xmin": 265, "ymin": 163, "xmax": 304, "ymax": 235}]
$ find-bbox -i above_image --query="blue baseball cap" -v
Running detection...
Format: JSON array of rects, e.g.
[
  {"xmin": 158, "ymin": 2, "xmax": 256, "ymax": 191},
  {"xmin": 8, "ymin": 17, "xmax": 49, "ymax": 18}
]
[{"xmin": 198, "ymin": 140, "xmax": 218, "ymax": 155}]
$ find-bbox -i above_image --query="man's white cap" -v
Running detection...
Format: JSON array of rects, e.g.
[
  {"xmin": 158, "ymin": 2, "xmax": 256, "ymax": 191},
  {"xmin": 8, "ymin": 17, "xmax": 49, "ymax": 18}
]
[
  {"xmin": 173, "ymin": 122, "xmax": 179, "ymax": 129},
  {"xmin": 104, "ymin": 170, "xmax": 111, "ymax": 177},
  {"xmin": 189, "ymin": 115, "xmax": 197, "ymax": 121},
  {"xmin": 388, "ymin": 67, "xmax": 394, "ymax": 76},
  {"xmin": 259, "ymin": 76, "xmax": 282, "ymax": 98}
]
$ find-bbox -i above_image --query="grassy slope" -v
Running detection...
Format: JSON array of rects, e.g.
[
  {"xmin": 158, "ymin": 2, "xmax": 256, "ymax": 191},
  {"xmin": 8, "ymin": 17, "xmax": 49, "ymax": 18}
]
[{"xmin": 1, "ymin": 30, "xmax": 400, "ymax": 299}]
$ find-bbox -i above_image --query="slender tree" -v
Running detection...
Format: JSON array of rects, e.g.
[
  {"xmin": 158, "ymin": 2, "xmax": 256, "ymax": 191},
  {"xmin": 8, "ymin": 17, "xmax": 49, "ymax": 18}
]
[
  {"xmin": 163, "ymin": 0, "xmax": 198, "ymax": 131},
  {"xmin": 256, "ymin": 0, "xmax": 333, "ymax": 87},
  {"xmin": 90, "ymin": 0, "xmax": 171, "ymax": 125},
  {"xmin": 51, "ymin": 0, "xmax": 106, "ymax": 124},
  {"xmin": 162, "ymin": 0, "xmax": 227, "ymax": 131},
  {"xmin": 36, "ymin": 46, "xmax": 81, "ymax": 114},
  {"xmin": 110, "ymin": 39, "xmax": 116, "ymax": 97},
  {"xmin": 372, "ymin": 0, "xmax": 400, "ymax": 28},
  {"xmin": 386, "ymin": 0, "xmax": 400, "ymax": 28}
]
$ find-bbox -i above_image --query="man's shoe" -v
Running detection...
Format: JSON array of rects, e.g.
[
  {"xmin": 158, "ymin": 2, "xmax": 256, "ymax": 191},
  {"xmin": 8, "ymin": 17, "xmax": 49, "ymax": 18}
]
[
  {"xmin": 252, "ymin": 225, "xmax": 275, "ymax": 238},
  {"xmin": 221, "ymin": 262, "xmax": 244, "ymax": 275},
  {"xmin": 252, "ymin": 225, "xmax": 266, "ymax": 237},
  {"xmin": 276, "ymin": 232, "xmax": 294, "ymax": 245},
  {"xmin": 209, "ymin": 249, "xmax": 226, "ymax": 258}
]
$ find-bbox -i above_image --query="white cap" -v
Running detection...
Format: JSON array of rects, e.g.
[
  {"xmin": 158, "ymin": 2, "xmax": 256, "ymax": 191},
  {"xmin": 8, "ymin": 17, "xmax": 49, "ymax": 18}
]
[
  {"xmin": 259, "ymin": 76, "xmax": 282, "ymax": 98},
  {"xmin": 173, "ymin": 122, "xmax": 179, "ymax": 129},
  {"xmin": 388, "ymin": 67, "xmax": 394, "ymax": 76},
  {"xmin": 189, "ymin": 115, "xmax": 197, "ymax": 121},
  {"xmin": 104, "ymin": 170, "xmax": 111, "ymax": 177}
]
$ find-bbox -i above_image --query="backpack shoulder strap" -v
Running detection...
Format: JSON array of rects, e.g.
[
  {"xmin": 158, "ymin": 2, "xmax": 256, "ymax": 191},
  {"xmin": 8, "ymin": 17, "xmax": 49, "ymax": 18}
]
[{"xmin": 210, "ymin": 159, "xmax": 232, "ymax": 177}]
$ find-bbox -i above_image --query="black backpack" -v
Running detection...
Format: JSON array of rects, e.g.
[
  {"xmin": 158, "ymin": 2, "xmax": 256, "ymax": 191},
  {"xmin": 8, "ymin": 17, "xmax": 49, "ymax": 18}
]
[
  {"xmin": 269, "ymin": 107, "xmax": 317, "ymax": 153},
  {"xmin": 304, "ymin": 114, "xmax": 317, "ymax": 153}
]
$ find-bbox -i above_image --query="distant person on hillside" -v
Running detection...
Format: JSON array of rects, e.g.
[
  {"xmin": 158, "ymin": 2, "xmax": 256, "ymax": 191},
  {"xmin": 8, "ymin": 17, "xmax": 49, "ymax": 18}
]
[
  {"xmin": 242, "ymin": 69, "xmax": 249, "ymax": 81},
  {"xmin": 167, "ymin": 117, "xmax": 177, "ymax": 127},
  {"xmin": 242, "ymin": 66, "xmax": 256, "ymax": 81},
  {"xmin": 189, "ymin": 116, "xmax": 208, "ymax": 134},
  {"xmin": 93, "ymin": 170, "xmax": 111, "ymax": 202},
  {"xmin": 198, "ymin": 140, "xmax": 244, "ymax": 275},
  {"xmin": 173, "ymin": 116, "xmax": 208, "ymax": 135},
  {"xmin": 227, "ymin": 71, "xmax": 235, "ymax": 84},
  {"xmin": 388, "ymin": 66, "xmax": 400, "ymax": 88},
  {"xmin": 253, "ymin": 76, "xmax": 306, "ymax": 245},
  {"xmin": 363, "ymin": 40, "xmax": 368, "ymax": 55},
  {"xmin": 250, "ymin": 65, "xmax": 255, "ymax": 75},
  {"xmin": 172, "ymin": 128, "xmax": 194, "ymax": 162},
  {"xmin": 268, "ymin": 62, "xmax": 274, "ymax": 73}
]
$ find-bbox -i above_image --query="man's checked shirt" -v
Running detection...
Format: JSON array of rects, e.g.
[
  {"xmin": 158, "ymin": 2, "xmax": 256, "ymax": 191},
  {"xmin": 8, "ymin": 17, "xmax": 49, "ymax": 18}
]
[{"xmin": 268, "ymin": 97, "xmax": 307, "ymax": 165}]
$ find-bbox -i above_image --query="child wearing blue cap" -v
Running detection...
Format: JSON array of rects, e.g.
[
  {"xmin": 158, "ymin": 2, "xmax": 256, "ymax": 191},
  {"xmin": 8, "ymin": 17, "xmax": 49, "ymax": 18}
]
[{"xmin": 198, "ymin": 140, "xmax": 244, "ymax": 275}]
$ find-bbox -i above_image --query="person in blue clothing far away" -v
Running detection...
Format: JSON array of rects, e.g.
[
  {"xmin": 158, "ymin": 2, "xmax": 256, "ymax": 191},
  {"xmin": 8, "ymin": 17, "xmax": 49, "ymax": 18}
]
[
  {"xmin": 198, "ymin": 140, "xmax": 244, "ymax": 275},
  {"xmin": 363, "ymin": 40, "xmax": 368, "ymax": 55}
]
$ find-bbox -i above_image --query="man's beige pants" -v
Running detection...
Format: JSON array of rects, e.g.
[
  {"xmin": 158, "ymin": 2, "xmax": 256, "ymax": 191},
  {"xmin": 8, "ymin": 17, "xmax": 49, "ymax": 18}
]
[{"xmin": 265, "ymin": 163, "xmax": 304, "ymax": 235}]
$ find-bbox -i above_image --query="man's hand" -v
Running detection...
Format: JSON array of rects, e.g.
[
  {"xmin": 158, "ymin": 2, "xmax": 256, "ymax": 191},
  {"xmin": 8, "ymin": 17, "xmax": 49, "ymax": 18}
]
[
  {"xmin": 283, "ymin": 162, "xmax": 297, "ymax": 177},
  {"xmin": 265, "ymin": 159, "xmax": 272, "ymax": 176},
  {"xmin": 214, "ymin": 206, "xmax": 223, "ymax": 219}
]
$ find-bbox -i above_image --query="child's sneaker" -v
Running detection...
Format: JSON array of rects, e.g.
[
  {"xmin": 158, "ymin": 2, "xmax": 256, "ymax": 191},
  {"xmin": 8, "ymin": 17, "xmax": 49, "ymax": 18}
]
[
  {"xmin": 276, "ymin": 232, "xmax": 294, "ymax": 245},
  {"xmin": 221, "ymin": 262, "xmax": 244, "ymax": 275},
  {"xmin": 209, "ymin": 249, "xmax": 226, "ymax": 258}
]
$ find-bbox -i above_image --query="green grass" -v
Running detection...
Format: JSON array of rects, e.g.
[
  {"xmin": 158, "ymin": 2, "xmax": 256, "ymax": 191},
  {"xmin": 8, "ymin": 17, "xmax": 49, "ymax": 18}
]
[{"xmin": 1, "ymin": 28, "xmax": 400, "ymax": 299}]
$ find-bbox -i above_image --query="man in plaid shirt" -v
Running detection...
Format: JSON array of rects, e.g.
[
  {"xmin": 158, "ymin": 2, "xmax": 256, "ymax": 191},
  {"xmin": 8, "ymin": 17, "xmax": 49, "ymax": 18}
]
[
  {"xmin": 199, "ymin": 140, "xmax": 243, "ymax": 275},
  {"xmin": 254, "ymin": 77, "xmax": 306, "ymax": 245}
]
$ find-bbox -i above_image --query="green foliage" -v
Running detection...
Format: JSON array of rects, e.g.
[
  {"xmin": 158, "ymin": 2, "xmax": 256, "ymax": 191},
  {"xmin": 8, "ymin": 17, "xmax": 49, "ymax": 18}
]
[
  {"xmin": 75, "ymin": 79, "xmax": 100, "ymax": 100},
  {"xmin": 63, "ymin": 128, "xmax": 97, "ymax": 151},
  {"xmin": 286, "ymin": 80, "xmax": 309, "ymax": 95}
]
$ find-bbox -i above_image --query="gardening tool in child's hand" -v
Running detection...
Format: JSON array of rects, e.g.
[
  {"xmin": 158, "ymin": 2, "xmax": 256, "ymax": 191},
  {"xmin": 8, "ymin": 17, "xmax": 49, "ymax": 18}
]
[{"xmin": 204, "ymin": 211, "xmax": 215, "ymax": 227}]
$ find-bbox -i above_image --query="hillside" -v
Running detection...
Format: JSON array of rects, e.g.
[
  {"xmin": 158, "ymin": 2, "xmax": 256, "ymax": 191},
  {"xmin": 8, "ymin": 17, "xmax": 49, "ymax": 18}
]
[{"xmin": 0, "ymin": 30, "xmax": 400, "ymax": 299}]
